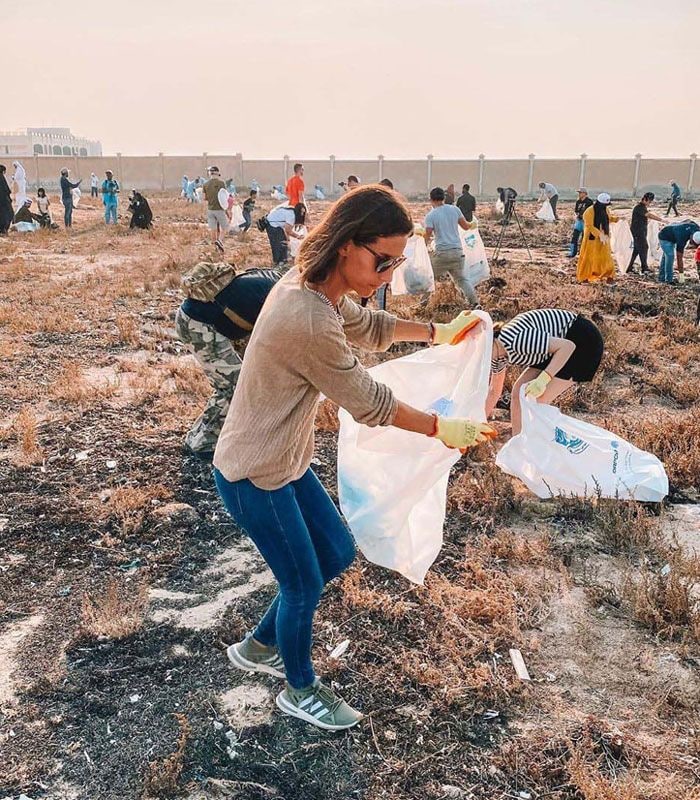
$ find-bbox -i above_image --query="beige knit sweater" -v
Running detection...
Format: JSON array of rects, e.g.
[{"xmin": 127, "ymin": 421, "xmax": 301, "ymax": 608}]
[{"xmin": 213, "ymin": 270, "xmax": 398, "ymax": 490}]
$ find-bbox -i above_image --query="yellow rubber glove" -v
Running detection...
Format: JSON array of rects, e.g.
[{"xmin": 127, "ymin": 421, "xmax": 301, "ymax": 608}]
[
  {"xmin": 431, "ymin": 417, "xmax": 498, "ymax": 451},
  {"xmin": 432, "ymin": 311, "xmax": 481, "ymax": 345},
  {"xmin": 525, "ymin": 370, "xmax": 552, "ymax": 399},
  {"xmin": 678, "ymin": 273, "xmax": 686, "ymax": 284}
]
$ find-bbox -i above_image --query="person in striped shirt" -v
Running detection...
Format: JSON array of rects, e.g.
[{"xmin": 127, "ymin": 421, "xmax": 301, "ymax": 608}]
[{"xmin": 485, "ymin": 309, "xmax": 604, "ymax": 435}]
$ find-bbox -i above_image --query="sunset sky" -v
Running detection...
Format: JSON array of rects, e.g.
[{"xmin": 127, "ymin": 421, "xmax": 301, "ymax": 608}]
[{"xmin": 4, "ymin": 0, "xmax": 698, "ymax": 158}]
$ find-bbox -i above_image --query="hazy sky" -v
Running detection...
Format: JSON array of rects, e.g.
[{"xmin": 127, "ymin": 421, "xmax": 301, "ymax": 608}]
[{"xmin": 4, "ymin": 0, "xmax": 699, "ymax": 158}]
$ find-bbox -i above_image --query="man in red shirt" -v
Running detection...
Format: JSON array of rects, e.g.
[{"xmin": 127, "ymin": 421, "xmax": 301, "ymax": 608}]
[{"xmin": 285, "ymin": 163, "xmax": 306, "ymax": 208}]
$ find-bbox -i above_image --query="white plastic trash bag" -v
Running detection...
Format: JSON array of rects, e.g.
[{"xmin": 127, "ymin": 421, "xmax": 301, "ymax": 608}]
[
  {"xmin": 610, "ymin": 219, "xmax": 633, "ymax": 274},
  {"xmin": 535, "ymin": 201, "xmax": 555, "ymax": 222},
  {"xmin": 495, "ymin": 199, "xmax": 505, "ymax": 215},
  {"xmin": 647, "ymin": 219, "xmax": 660, "ymax": 265},
  {"xmin": 460, "ymin": 227, "xmax": 490, "ymax": 286},
  {"xmin": 217, "ymin": 188, "xmax": 230, "ymax": 209},
  {"xmin": 337, "ymin": 312, "xmax": 493, "ymax": 584},
  {"xmin": 289, "ymin": 225, "xmax": 308, "ymax": 258},
  {"xmin": 391, "ymin": 234, "xmax": 434, "ymax": 295},
  {"xmin": 230, "ymin": 204, "xmax": 245, "ymax": 228},
  {"xmin": 496, "ymin": 389, "xmax": 668, "ymax": 502}
]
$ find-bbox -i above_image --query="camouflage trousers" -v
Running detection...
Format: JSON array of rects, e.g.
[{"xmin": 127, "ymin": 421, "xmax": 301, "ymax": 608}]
[{"xmin": 174, "ymin": 307, "xmax": 242, "ymax": 453}]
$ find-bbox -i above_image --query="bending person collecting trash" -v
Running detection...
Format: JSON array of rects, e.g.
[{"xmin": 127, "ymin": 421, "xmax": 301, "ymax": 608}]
[
  {"xmin": 485, "ymin": 309, "xmax": 604, "ymax": 435},
  {"xmin": 213, "ymin": 186, "xmax": 495, "ymax": 732}
]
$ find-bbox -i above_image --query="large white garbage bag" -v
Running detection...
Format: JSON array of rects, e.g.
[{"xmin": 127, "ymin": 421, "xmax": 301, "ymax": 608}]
[
  {"xmin": 535, "ymin": 201, "xmax": 555, "ymax": 222},
  {"xmin": 230, "ymin": 204, "xmax": 245, "ymax": 229},
  {"xmin": 496, "ymin": 389, "xmax": 668, "ymax": 502},
  {"xmin": 391, "ymin": 234, "xmax": 434, "ymax": 295},
  {"xmin": 610, "ymin": 219, "xmax": 633, "ymax": 274},
  {"xmin": 289, "ymin": 225, "xmax": 308, "ymax": 258},
  {"xmin": 647, "ymin": 219, "xmax": 660, "ymax": 265},
  {"xmin": 337, "ymin": 312, "xmax": 493, "ymax": 584},
  {"xmin": 460, "ymin": 227, "xmax": 490, "ymax": 286}
]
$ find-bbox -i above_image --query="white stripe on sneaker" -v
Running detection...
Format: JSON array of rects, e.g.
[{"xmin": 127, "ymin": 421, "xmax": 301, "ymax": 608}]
[
  {"xmin": 312, "ymin": 705, "xmax": 329, "ymax": 718},
  {"xmin": 308, "ymin": 701, "xmax": 324, "ymax": 714},
  {"xmin": 298, "ymin": 696, "xmax": 315, "ymax": 710}
]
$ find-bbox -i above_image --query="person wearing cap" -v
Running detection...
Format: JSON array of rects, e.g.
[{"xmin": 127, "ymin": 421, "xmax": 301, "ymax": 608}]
[
  {"xmin": 628, "ymin": 192, "xmax": 665, "ymax": 275},
  {"xmin": 657, "ymin": 219, "xmax": 700, "ymax": 284},
  {"xmin": 203, "ymin": 166, "xmax": 229, "ymax": 253},
  {"xmin": 576, "ymin": 193, "xmax": 619, "ymax": 283},
  {"xmin": 665, "ymin": 181, "xmax": 681, "ymax": 217},
  {"xmin": 538, "ymin": 181, "xmax": 559, "ymax": 221},
  {"xmin": 339, "ymin": 175, "xmax": 360, "ymax": 192},
  {"xmin": 568, "ymin": 188, "xmax": 593, "ymax": 257},
  {"xmin": 90, "ymin": 172, "xmax": 99, "ymax": 198},
  {"xmin": 101, "ymin": 170, "xmax": 120, "ymax": 224},
  {"xmin": 60, "ymin": 168, "xmax": 82, "ymax": 228}
]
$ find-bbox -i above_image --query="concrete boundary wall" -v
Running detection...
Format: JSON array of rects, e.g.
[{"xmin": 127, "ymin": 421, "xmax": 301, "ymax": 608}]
[{"xmin": 16, "ymin": 152, "xmax": 698, "ymax": 199}]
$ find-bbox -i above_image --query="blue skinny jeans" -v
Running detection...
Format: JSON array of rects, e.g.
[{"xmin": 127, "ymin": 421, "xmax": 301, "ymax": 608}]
[
  {"xmin": 214, "ymin": 467, "xmax": 356, "ymax": 689},
  {"xmin": 658, "ymin": 240, "xmax": 676, "ymax": 283}
]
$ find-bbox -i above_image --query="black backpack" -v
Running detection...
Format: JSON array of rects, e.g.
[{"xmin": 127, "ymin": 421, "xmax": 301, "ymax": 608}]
[{"xmin": 256, "ymin": 215, "xmax": 269, "ymax": 232}]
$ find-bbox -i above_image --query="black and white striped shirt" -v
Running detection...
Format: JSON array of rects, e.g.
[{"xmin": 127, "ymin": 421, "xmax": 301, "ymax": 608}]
[{"xmin": 491, "ymin": 309, "xmax": 577, "ymax": 373}]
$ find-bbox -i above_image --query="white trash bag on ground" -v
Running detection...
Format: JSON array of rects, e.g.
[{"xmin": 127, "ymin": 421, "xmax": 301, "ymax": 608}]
[
  {"xmin": 610, "ymin": 219, "xmax": 633, "ymax": 274},
  {"xmin": 391, "ymin": 234, "xmax": 434, "ymax": 295},
  {"xmin": 535, "ymin": 201, "xmax": 555, "ymax": 222},
  {"xmin": 338, "ymin": 312, "xmax": 493, "ymax": 584},
  {"xmin": 496, "ymin": 389, "xmax": 668, "ymax": 502},
  {"xmin": 460, "ymin": 227, "xmax": 490, "ymax": 286}
]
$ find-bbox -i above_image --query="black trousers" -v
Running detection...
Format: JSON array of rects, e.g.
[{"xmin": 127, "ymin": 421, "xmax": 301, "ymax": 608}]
[
  {"xmin": 266, "ymin": 225, "xmax": 288, "ymax": 264},
  {"xmin": 628, "ymin": 232, "xmax": 649, "ymax": 272},
  {"xmin": 666, "ymin": 197, "xmax": 679, "ymax": 216},
  {"xmin": 549, "ymin": 194, "xmax": 559, "ymax": 219}
]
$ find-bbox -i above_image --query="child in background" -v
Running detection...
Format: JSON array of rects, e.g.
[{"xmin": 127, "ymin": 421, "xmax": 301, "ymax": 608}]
[{"xmin": 241, "ymin": 189, "xmax": 257, "ymax": 232}]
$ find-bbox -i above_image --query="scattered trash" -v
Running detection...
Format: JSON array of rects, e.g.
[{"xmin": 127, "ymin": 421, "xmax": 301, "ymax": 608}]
[
  {"xmin": 660, "ymin": 563, "xmax": 672, "ymax": 577},
  {"xmin": 74, "ymin": 451, "xmax": 90, "ymax": 462},
  {"xmin": 384, "ymin": 729, "xmax": 397, "ymax": 741},
  {"xmin": 482, "ymin": 709, "xmax": 500, "ymax": 719},
  {"xmin": 129, "ymin": 694, "xmax": 141, "ymax": 704},
  {"xmin": 518, "ymin": 792, "xmax": 532, "ymax": 799},
  {"xmin": 106, "ymin": 460, "xmax": 118, "ymax": 470},
  {"xmin": 213, "ymin": 720, "xmax": 224, "ymax": 730},
  {"xmin": 56, "ymin": 586, "xmax": 72, "ymax": 597},
  {"xmin": 118, "ymin": 559, "xmax": 141, "ymax": 572},
  {"xmin": 509, "ymin": 649, "xmax": 531, "ymax": 681},
  {"xmin": 328, "ymin": 639, "xmax": 351, "ymax": 659}
]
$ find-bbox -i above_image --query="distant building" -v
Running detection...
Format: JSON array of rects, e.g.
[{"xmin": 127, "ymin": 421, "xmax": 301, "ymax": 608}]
[{"xmin": 0, "ymin": 127, "xmax": 102, "ymax": 157}]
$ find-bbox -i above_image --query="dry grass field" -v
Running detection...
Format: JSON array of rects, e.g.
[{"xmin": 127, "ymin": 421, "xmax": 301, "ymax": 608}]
[{"xmin": 1, "ymin": 192, "xmax": 699, "ymax": 800}]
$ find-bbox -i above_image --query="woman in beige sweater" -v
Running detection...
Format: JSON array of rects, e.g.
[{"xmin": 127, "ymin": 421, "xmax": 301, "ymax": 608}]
[{"xmin": 214, "ymin": 185, "xmax": 495, "ymax": 731}]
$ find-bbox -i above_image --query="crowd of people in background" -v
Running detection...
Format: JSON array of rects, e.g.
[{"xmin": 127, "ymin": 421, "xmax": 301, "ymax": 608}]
[{"xmin": 1, "ymin": 162, "xmax": 697, "ymax": 295}]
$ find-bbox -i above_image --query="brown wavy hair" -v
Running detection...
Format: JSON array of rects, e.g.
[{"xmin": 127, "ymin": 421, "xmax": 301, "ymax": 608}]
[{"xmin": 297, "ymin": 185, "xmax": 413, "ymax": 284}]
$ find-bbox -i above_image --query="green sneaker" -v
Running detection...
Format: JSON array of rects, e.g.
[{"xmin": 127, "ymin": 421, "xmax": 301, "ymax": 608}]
[
  {"xmin": 276, "ymin": 679, "xmax": 363, "ymax": 731},
  {"xmin": 227, "ymin": 633, "xmax": 285, "ymax": 679}
]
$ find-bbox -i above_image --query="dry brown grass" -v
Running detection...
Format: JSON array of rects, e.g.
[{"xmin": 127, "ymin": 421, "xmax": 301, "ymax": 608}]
[
  {"xmin": 81, "ymin": 578, "xmax": 149, "ymax": 640},
  {"xmin": 496, "ymin": 715, "xmax": 699, "ymax": 800},
  {"xmin": 12, "ymin": 406, "xmax": 44, "ymax": 464},
  {"xmin": 114, "ymin": 313, "xmax": 141, "ymax": 346},
  {"xmin": 142, "ymin": 714, "xmax": 190, "ymax": 799},
  {"xmin": 622, "ymin": 553, "xmax": 700, "ymax": 644},
  {"xmin": 105, "ymin": 484, "xmax": 172, "ymax": 534},
  {"xmin": 50, "ymin": 361, "xmax": 119, "ymax": 405}
]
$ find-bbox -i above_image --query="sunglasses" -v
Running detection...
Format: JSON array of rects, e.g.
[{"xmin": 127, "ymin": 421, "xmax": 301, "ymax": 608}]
[{"xmin": 360, "ymin": 243, "xmax": 407, "ymax": 273}]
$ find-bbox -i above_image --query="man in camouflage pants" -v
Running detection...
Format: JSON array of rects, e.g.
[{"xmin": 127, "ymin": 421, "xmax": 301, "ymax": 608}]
[{"xmin": 175, "ymin": 267, "xmax": 281, "ymax": 458}]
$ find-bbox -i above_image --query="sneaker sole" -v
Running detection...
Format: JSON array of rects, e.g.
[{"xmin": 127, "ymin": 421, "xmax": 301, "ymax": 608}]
[
  {"xmin": 226, "ymin": 644, "xmax": 285, "ymax": 679},
  {"xmin": 275, "ymin": 690, "xmax": 363, "ymax": 731}
]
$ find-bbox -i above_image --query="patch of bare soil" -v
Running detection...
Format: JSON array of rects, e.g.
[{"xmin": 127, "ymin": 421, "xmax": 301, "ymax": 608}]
[{"xmin": 1, "ymin": 196, "xmax": 699, "ymax": 799}]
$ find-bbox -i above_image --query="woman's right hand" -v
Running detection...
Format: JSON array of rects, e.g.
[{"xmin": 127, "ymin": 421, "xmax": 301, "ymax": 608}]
[{"xmin": 430, "ymin": 417, "xmax": 498, "ymax": 450}]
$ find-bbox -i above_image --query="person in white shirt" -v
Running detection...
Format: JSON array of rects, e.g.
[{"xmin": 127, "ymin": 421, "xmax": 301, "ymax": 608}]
[
  {"xmin": 265, "ymin": 203, "xmax": 307, "ymax": 265},
  {"xmin": 90, "ymin": 173, "xmax": 99, "ymax": 198},
  {"xmin": 537, "ymin": 182, "xmax": 559, "ymax": 220}
]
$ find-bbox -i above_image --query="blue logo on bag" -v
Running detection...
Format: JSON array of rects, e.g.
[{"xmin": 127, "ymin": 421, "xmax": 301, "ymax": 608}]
[
  {"xmin": 611, "ymin": 440, "xmax": 619, "ymax": 473},
  {"xmin": 462, "ymin": 233, "xmax": 476, "ymax": 250},
  {"xmin": 554, "ymin": 427, "xmax": 589, "ymax": 454}
]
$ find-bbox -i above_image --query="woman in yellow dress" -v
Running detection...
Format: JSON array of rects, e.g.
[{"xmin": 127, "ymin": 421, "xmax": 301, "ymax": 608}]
[{"xmin": 576, "ymin": 192, "xmax": 618, "ymax": 283}]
